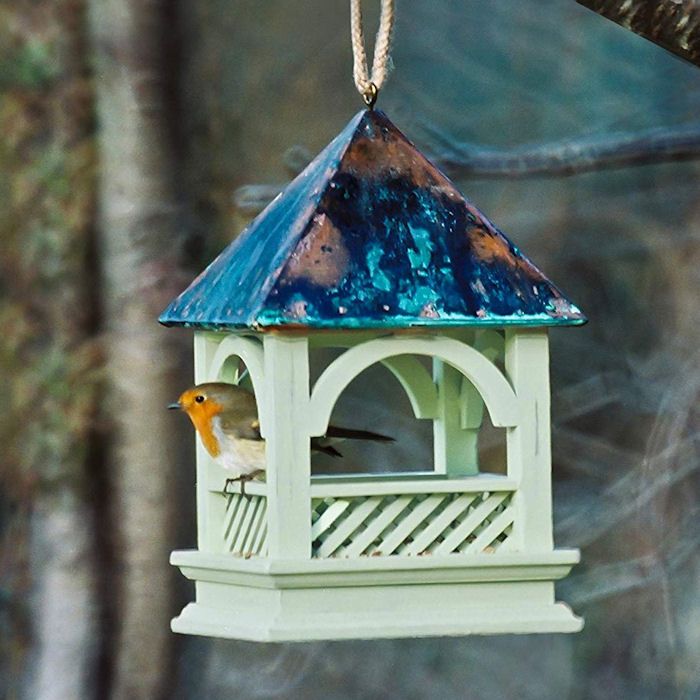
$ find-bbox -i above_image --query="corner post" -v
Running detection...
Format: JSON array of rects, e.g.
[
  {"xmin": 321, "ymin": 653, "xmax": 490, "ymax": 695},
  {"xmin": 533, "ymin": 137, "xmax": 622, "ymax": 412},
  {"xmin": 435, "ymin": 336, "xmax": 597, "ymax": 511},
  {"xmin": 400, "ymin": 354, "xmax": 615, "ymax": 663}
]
[
  {"xmin": 262, "ymin": 333, "xmax": 311, "ymax": 558},
  {"xmin": 505, "ymin": 328, "xmax": 553, "ymax": 550},
  {"xmin": 193, "ymin": 331, "xmax": 224, "ymax": 551}
]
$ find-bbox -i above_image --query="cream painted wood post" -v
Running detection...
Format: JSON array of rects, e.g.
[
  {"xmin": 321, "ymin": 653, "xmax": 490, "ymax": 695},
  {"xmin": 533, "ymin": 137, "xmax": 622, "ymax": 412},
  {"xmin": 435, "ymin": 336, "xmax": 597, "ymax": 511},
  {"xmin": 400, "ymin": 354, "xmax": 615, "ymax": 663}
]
[
  {"xmin": 262, "ymin": 334, "xmax": 311, "ymax": 559},
  {"xmin": 458, "ymin": 379, "xmax": 482, "ymax": 470},
  {"xmin": 457, "ymin": 330, "xmax": 506, "ymax": 468},
  {"xmin": 433, "ymin": 359, "xmax": 479, "ymax": 476},
  {"xmin": 193, "ymin": 331, "xmax": 224, "ymax": 551},
  {"xmin": 505, "ymin": 328, "xmax": 553, "ymax": 551}
]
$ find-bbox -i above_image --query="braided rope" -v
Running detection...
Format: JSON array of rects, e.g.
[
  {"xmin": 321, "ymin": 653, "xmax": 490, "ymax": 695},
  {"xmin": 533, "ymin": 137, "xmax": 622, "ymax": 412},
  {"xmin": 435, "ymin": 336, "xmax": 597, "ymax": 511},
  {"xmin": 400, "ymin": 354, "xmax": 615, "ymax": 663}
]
[{"xmin": 350, "ymin": 0, "xmax": 395, "ymax": 106}]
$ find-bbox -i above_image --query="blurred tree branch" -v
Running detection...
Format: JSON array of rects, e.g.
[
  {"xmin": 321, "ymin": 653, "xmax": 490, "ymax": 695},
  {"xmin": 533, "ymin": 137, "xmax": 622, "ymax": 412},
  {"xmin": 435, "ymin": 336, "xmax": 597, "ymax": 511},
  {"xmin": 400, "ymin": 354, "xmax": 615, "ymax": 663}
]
[
  {"xmin": 234, "ymin": 122, "xmax": 700, "ymax": 215},
  {"xmin": 577, "ymin": 0, "xmax": 700, "ymax": 68},
  {"xmin": 423, "ymin": 121, "xmax": 700, "ymax": 178}
]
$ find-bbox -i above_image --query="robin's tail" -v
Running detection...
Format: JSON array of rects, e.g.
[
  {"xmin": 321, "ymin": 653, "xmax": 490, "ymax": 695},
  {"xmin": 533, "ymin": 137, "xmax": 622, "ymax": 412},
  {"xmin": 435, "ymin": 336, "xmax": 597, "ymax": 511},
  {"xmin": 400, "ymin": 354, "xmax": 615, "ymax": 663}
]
[
  {"xmin": 324, "ymin": 426, "xmax": 394, "ymax": 443},
  {"xmin": 312, "ymin": 442, "xmax": 344, "ymax": 458}
]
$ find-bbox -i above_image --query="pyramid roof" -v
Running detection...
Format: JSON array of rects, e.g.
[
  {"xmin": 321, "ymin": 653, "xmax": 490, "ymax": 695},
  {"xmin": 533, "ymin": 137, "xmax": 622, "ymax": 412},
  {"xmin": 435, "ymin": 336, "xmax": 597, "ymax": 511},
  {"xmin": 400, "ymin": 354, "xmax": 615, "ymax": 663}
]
[{"xmin": 160, "ymin": 109, "xmax": 585, "ymax": 331}]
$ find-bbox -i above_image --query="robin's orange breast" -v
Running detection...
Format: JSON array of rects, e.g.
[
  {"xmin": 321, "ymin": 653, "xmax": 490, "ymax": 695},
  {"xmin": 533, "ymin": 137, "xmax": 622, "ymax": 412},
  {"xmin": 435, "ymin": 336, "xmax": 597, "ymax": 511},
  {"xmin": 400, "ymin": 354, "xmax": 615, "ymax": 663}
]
[{"xmin": 186, "ymin": 401, "xmax": 223, "ymax": 458}]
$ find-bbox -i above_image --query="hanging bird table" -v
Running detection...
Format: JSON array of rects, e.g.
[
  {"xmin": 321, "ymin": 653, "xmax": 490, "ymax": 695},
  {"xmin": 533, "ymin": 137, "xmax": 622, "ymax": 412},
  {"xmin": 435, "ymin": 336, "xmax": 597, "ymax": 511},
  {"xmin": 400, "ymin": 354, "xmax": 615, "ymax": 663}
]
[{"xmin": 160, "ymin": 0, "xmax": 586, "ymax": 641}]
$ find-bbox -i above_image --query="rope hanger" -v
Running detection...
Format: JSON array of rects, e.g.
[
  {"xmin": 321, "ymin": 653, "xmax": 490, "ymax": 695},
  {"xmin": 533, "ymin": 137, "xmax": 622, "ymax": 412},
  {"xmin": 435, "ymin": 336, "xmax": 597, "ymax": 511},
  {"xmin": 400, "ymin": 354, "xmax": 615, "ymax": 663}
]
[{"xmin": 350, "ymin": 0, "xmax": 395, "ymax": 107}]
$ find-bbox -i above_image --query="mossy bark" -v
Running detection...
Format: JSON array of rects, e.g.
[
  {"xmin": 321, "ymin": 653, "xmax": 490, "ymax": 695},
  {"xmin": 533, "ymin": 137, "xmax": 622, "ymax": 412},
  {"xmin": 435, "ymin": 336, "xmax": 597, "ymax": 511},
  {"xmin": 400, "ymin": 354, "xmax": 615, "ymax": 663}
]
[{"xmin": 0, "ymin": 1, "xmax": 101, "ymax": 698}]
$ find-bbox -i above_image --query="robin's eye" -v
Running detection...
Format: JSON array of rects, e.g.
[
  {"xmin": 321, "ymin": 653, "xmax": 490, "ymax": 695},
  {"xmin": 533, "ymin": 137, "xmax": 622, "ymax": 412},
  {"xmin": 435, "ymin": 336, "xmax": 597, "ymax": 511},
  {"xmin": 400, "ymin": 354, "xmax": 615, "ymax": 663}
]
[{"xmin": 194, "ymin": 395, "xmax": 205, "ymax": 403}]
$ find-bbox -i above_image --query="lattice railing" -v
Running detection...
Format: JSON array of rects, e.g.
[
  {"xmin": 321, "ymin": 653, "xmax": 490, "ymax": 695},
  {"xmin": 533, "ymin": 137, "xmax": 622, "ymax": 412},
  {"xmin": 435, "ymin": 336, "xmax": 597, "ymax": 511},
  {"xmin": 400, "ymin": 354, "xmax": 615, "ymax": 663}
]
[
  {"xmin": 222, "ymin": 493, "xmax": 268, "ymax": 556},
  {"xmin": 311, "ymin": 488, "xmax": 515, "ymax": 558}
]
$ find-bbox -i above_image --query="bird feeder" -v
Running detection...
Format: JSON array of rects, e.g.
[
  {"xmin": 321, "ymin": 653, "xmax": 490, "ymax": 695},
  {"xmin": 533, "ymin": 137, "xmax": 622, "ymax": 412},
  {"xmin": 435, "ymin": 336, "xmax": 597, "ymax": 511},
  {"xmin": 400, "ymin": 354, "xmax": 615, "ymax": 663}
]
[{"xmin": 160, "ymin": 109, "xmax": 586, "ymax": 641}]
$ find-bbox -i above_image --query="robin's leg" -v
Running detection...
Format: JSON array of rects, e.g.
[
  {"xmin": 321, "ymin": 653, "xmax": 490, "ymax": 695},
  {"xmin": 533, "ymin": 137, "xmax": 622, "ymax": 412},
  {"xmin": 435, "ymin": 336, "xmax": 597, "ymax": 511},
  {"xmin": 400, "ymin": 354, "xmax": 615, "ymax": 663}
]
[
  {"xmin": 224, "ymin": 471, "xmax": 265, "ymax": 498},
  {"xmin": 223, "ymin": 477, "xmax": 243, "ymax": 495},
  {"xmin": 222, "ymin": 474, "xmax": 252, "ymax": 498}
]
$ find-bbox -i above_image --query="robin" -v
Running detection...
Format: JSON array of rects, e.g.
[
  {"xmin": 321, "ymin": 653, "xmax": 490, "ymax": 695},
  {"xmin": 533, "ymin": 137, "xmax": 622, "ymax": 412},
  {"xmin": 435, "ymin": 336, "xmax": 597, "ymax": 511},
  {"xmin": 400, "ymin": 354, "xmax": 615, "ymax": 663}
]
[{"xmin": 169, "ymin": 382, "xmax": 394, "ymax": 495}]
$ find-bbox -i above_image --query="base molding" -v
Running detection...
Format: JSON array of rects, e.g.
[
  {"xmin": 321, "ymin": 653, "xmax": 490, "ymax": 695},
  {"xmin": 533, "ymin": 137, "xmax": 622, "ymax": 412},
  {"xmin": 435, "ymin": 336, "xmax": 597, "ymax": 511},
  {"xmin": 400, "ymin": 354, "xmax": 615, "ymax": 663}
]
[
  {"xmin": 172, "ymin": 598, "xmax": 582, "ymax": 642},
  {"xmin": 170, "ymin": 549, "xmax": 583, "ymax": 641}
]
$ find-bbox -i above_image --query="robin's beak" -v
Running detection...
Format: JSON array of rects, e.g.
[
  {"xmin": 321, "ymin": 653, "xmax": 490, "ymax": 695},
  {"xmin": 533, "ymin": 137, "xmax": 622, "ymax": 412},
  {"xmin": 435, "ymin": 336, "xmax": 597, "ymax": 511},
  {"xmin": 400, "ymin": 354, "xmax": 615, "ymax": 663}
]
[{"xmin": 167, "ymin": 402, "xmax": 181, "ymax": 411}]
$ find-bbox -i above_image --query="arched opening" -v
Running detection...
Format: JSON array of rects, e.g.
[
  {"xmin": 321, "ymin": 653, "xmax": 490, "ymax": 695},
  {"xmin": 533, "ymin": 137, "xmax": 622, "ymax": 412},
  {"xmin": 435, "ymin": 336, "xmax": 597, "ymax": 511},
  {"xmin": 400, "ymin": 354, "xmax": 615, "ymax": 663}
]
[
  {"xmin": 308, "ymin": 335, "xmax": 516, "ymax": 479},
  {"xmin": 309, "ymin": 351, "xmax": 434, "ymax": 476},
  {"xmin": 219, "ymin": 354, "xmax": 254, "ymax": 392},
  {"xmin": 208, "ymin": 334, "xmax": 266, "ymax": 434},
  {"xmin": 307, "ymin": 343, "xmax": 517, "ymax": 560},
  {"xmin": 308, "ymin": 336, "xmax": 518, "ymax": 436}
]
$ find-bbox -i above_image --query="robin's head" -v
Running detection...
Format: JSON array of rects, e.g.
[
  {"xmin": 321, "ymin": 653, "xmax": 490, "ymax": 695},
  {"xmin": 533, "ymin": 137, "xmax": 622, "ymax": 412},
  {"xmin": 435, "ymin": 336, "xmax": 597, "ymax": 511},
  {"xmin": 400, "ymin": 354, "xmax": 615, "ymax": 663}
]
[
  {"xmin": 169, "ymin": 380, "xmax": 259, "ymax": 425},
  {"xmin": 169, "ymin": 382, "xmax": 247, "ymax": 417},
  {"xmin": 169, "ymin": 383, "xmax": 257, "ymax": 457}
]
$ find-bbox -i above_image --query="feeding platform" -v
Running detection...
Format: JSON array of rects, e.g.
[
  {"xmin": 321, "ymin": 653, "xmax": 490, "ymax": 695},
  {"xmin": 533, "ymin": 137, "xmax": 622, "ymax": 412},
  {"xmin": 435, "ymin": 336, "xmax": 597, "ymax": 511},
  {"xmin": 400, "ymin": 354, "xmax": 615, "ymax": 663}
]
[{"xmin": 160, "ymin": 109, "xmax": 586, "ymax": 641}]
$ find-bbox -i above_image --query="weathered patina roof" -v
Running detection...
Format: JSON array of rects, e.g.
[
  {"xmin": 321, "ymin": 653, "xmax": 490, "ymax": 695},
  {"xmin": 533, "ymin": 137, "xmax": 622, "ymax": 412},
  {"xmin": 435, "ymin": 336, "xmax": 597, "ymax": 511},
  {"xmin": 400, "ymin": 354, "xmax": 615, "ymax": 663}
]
[{"xmin": 160, "ymin": 109, "xmax": 586, "ymax": 331}]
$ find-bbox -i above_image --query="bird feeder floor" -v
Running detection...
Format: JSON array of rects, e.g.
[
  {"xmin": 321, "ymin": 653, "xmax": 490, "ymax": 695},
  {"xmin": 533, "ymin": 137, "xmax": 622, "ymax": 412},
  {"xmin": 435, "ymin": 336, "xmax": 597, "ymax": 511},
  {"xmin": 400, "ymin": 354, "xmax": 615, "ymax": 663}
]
[{"xmin": 170, "ymin": 549, "xmax": 582, "ymax": 641}]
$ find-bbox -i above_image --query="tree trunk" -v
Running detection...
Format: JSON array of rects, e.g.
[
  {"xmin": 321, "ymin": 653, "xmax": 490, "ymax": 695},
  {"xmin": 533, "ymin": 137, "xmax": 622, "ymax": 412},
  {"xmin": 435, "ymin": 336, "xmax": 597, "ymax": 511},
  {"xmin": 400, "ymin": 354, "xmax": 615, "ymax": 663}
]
[{"xmin": 88, "ymin": 1, "xmax": 190, "ymax": 698}]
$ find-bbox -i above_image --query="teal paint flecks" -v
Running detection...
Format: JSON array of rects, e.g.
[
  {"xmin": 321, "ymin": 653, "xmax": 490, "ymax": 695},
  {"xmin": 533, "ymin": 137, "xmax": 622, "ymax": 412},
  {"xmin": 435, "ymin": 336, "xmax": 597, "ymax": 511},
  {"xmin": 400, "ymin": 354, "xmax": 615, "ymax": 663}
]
[
  {"xmin": 159, "ymin": 109, "xmax": 586, "ymax": 331},
  {"xmin": 366, "ymin": 243, "xmax": 392, "ymax": 292},
  {"xmin": 407, "ymin": 225, "xmax": 434, "ymax": 270}
]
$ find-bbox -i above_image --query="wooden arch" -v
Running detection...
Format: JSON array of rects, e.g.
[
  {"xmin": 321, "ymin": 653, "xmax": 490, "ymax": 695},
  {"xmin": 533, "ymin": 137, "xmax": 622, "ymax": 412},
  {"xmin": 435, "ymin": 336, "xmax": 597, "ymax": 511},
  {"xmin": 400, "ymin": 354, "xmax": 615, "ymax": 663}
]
[
  {"xmin": 209, "ymin": 335, "xmax": 267, "ymax": 430},
  {"xmin": 308, "ymin": 336, "xmax": 520, "ymax": 438}
]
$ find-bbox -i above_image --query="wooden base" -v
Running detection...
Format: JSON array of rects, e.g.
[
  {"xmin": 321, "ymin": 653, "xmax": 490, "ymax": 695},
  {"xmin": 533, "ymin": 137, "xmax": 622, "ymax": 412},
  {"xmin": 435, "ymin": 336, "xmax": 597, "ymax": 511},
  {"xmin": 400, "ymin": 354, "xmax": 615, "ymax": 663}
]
[{"xmin": 170, "ymin": 549, "xmax": 583, "ymax": 641}]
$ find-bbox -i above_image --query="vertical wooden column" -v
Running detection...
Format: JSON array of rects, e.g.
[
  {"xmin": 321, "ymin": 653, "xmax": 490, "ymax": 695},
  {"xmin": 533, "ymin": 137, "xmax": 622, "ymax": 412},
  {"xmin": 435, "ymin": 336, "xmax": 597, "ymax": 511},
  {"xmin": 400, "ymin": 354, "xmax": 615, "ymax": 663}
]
[
  {"xmin": 459, "ymin": 378, "xmax": 483, "ymax": 471},
  {"xmin": 433, "ymin": 359, "xmax": 479, "ymax": 476},
  {"xmin": 505, "ymin": 328, "xmax": 553, "ymax": 551},
  {"xmin": 457, "ymin": 329, "xmax": 506, "ymax": 471},
  {"xmin": 262, "ymin": 333, "xmax": 311, "ymax": 559},
  {"xmin": 193, "ymin": 331, "xmax": 224, "ymax": 551}
]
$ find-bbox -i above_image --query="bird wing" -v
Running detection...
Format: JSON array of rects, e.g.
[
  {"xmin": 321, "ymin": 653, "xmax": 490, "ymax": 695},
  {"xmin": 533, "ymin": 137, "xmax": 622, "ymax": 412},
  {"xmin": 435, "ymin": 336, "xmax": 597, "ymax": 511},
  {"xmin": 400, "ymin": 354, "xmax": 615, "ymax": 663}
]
[
  {"xmin": 214, "ymin": 387, "xmax": 262, "ymax": 441},
  {"xmin": 217, "ymin": 415, "xmax": 262, "ymax": 442},
  {"xmin": 219, "ymin": 418, "xmax": 262, "ymax": 440},
  {"xmin": 217, "ymin": 408, "xmax": 393, "ymax": 448}
]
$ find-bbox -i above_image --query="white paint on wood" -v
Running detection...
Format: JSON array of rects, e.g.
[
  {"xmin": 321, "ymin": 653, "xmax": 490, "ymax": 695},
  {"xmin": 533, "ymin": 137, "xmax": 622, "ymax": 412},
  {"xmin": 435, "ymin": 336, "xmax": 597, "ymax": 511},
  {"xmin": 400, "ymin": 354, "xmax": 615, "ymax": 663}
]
[
  {"xmin": 341, "ymin": 496, "xmax": 413, "ymax": 557},
  {"xmin": 309, "ymin": 475, "xmax": 517, "ymax": 498},
  {"xmin": 380, "ymin": 354, "xmax": 439, "ymax": 419},
  {"xmin": 262, "ymin": 334, "xmax": 311, "ymax": 558},
  {"xmin": 210, "ymin": 334, "xmax": 267, "ymax": 433},
  {"xmin": 461, "ymin": 507, "xmax": 515, "ymax": 554},
  {"xmin": 309, "ymin": 334, "xmax": 440, "ymax": 419},
  {"xmin": 308, "ymin": 335, "xmax": 520, "ymax": 437},
  {"xmin": 401, "ymin": 494, "xmax": 478, "ymax": 555},
  {"xmin": 176, "ymin": 328, "xmax": 579, "ymax": 639},
  {"xmin": 194, "ymin": 332, "xmax": 226, "ymax": 552},
  {"xmin": 505, "ymin": 329, "xmax": 553, "ymax": 550},
  {"xmin": 475, "ymin": 329, "xmax": 504, "ymax": 361},
  {"xmin": 433, "ymin": 360, "xmax": 479, "ymax": 475},
  {"xmin": 434, "ymin": 492, "xmax": 509, "ymax": 555},
  {"xmin": 311, "ymin": 500, "xmax": 351, "ymax": 540},
  {"xmin": 376, "ymin": 495, "xmax": 445, "ymax": 555},
  {"xmin": 316, "ymin": 497, "xmax": 383, "ymax": 557}
]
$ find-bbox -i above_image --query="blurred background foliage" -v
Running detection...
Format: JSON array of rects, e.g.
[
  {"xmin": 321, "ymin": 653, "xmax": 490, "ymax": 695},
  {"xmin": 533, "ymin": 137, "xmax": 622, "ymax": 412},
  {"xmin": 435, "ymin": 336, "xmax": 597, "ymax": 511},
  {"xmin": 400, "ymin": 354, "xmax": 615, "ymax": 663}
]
[{"xmin": 1, "ymin": 1, "xmax": 699, "ymax": 699}]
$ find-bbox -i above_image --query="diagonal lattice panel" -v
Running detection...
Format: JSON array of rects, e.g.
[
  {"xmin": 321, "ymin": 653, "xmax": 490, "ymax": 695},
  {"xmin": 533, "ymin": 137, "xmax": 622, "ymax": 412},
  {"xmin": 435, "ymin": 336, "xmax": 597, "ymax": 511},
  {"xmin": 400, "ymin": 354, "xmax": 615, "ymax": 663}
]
[
  {"xmin": 222, "ymin": 493, "xmax": 268, "ymax": 556},
  {"xmin": 311, "ymin": 491, "xmax": 515, "ymax": 558}
]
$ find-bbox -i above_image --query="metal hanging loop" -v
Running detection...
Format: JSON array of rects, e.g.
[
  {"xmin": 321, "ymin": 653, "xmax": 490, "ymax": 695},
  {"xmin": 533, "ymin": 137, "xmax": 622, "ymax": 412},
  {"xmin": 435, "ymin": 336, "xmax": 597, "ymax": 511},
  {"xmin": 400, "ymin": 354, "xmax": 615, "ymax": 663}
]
[
  {"xmin": 350, "ymin": 0, "xmax": 395, "ymax": 107},
  {"xmin": 362, "ymin": 82, "xmax": 378, "ymax": 108}
]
